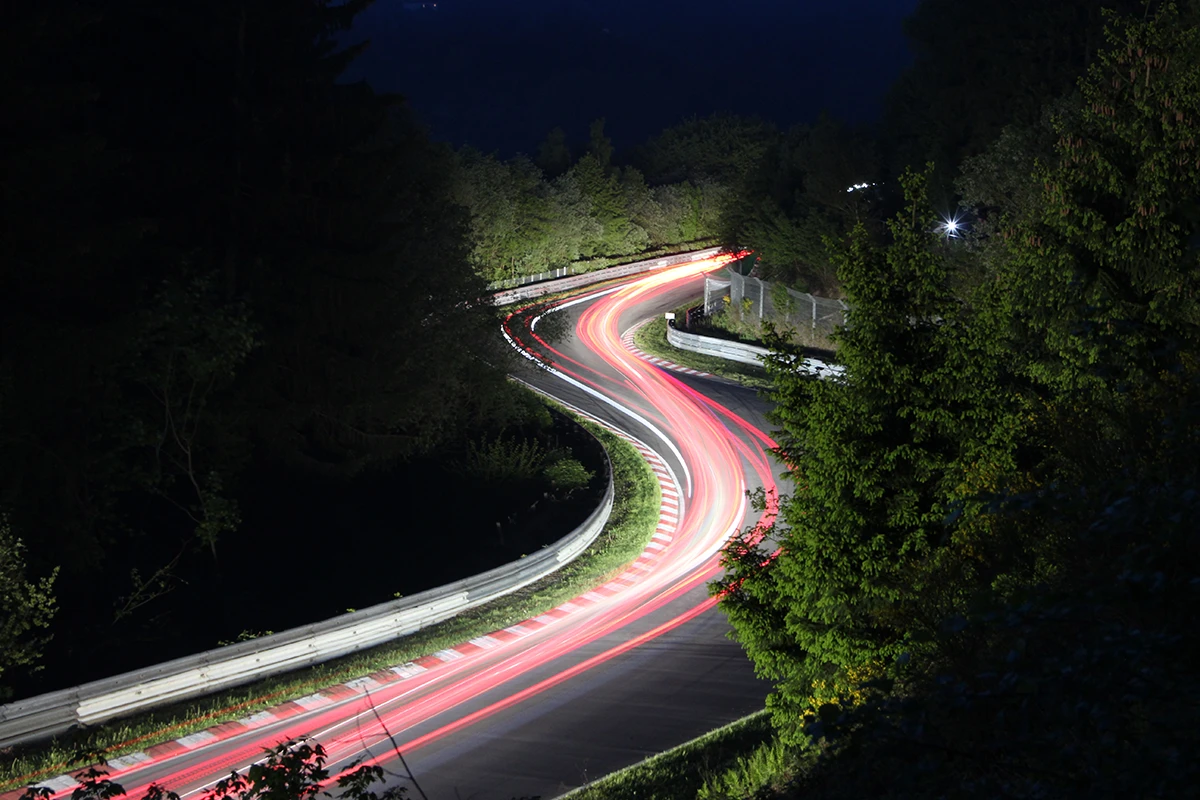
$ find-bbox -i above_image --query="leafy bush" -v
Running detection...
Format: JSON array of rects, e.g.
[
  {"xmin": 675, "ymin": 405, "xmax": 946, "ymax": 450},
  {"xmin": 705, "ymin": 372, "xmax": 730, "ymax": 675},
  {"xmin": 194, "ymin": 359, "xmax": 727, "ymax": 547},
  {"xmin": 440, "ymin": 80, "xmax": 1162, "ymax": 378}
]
[
  {"xmin": 453, "ymin": 435, "xmax": 545, "ymax": 483},
  {"xmin": 697, "ymin": 737, "xmax": 796, "ymax": 800},
  {"xmin": 543, "ymin": 458, "xmax": 593, "ymax": 492}
]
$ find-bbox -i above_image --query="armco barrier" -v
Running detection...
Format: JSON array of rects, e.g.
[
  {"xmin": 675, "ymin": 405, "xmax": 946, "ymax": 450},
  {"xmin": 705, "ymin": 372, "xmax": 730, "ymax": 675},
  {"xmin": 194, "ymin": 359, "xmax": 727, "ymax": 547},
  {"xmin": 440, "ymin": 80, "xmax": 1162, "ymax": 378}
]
[
  {"xmin": 666, "ymin": 323, "xmax": 771, "ymax": 366},
  {"xmin": 0, "ymin": 247, "xmax": 721, "ymax": 750},
  {"xmin": 0, "ymin": 447, "xmax": 614, "ymax": 749},
  {"xmin": 490, "ymin": 247, "xmax": 723, "ymax": 306},
  {"xmin": 666, "ymin": 323, "xmax": 844, "ymax": 379}
]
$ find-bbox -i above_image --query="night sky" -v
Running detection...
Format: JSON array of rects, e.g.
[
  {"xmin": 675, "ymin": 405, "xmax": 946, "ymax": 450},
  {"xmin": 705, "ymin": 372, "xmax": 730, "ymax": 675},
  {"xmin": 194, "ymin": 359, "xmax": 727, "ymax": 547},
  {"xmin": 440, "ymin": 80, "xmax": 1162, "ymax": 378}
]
[{"xmin": 345, "ymin": 0, "xmax": 922, "ymax": 156}]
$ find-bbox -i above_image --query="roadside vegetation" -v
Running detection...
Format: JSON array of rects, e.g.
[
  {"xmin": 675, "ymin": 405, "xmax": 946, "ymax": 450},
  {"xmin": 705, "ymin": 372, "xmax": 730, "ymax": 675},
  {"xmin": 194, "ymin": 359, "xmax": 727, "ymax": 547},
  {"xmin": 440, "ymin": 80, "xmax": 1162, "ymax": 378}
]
[
  {"xmin": 561, "ymin": 711, "xmax": 788, "ymax": 800},
  {"xmin": 710, "ymin": 5, "xmax": 1200, "ymax": 798},
  {"xmin": 633, "ymin": 315, "xmax": 772, "ymax": 391},
  {"xmin": 0, "ymin": 407, "xmax": 660, "ymax": 792}
]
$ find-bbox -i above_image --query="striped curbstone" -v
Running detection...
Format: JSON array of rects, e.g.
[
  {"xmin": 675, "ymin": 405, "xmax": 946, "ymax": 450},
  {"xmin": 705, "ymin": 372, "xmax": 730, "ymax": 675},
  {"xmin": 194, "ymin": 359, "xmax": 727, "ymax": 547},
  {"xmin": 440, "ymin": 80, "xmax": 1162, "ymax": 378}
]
[
  {"xmin": 17, "ymin": 415, "xmax": 685, "ymax": 799},
  {"xmin": 621, "ymin": 321, "xmax": 712, "ymax": 378}
]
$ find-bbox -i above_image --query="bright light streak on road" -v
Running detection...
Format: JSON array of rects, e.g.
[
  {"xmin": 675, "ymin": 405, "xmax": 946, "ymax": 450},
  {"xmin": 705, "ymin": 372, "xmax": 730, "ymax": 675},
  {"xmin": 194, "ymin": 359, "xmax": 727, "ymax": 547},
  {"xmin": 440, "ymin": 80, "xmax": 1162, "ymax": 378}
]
[{"xmin": 12, "ymin": 253, "xmax": 778, "ymax": 800}]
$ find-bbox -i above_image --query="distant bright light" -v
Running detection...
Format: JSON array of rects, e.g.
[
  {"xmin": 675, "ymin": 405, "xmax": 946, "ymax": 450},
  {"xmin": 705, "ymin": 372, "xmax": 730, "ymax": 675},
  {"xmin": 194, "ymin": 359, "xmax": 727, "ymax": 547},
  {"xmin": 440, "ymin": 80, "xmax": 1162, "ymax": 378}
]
[
  {"xmin": 937, "ymin": 215, "xmax": 964, "ymax": 238},
  {"xmin": 846, "ymin": 182, "xmax": 875, "ymax": 193}
]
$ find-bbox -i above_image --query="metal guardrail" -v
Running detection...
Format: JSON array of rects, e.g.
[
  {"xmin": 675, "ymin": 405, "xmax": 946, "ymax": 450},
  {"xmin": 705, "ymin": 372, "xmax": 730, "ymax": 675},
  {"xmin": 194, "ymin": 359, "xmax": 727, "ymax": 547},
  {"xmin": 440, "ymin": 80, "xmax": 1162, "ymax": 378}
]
[
  {"xmin": 0, "ymin": 436, "xmax": 615, "ymax": 749},
  {"xmin": 484, "ymin": 242, "xmax": 720, "ymax": 292},
  {"xmin": 0, "ymin": 246, "xmax": 725, "ymax": 750},
  {"xmin": 666, "ymin": 323, "xmax": 771, "ymax": 366},
  {"xmin": 666, "ymin": 323, "xmax": 844, "ymax": 379},
  {"xmin": 490, "ymin": 247, "xmax": 723, "ymax": 306}
]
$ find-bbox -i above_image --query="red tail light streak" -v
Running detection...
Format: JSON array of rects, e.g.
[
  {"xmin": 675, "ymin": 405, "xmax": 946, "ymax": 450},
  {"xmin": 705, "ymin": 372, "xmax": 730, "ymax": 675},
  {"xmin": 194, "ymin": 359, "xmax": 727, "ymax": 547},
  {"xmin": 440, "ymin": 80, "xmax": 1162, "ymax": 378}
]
[{"xmin": 14, "ymin": 254, "xmax": 778, "ymax": 800}]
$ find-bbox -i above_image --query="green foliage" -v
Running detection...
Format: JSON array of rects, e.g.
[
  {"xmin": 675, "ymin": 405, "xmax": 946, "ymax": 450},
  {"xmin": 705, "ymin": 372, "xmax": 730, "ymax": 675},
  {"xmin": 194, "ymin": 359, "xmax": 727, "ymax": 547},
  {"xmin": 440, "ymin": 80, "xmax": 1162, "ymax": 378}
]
[
  {"xmin": 882, "ymin": 0, "xmax": 1146, "ymax": 190},
  {"xmin": 535, "ymin": 126, "xmax": 572, "ymax": 178},
  {"xmin": 0, "ymin": 0, "xmax": 519, "ymax": 671},
  {"xmin": 571, "ymin": 152, "xmax": 651, "ymax": 258},
  {"xmin": 542, "ymin": 458, "xmax": 593, "ymax": 492},
  {"xmin": 697, "ymin": 736, "xmax": 796, "ymax": 800},
  {"xmin": 716, "ymin": 165, "xmax": 1024, "ymax": 743},
  {"xmin": 0, "ymin": 514, "xmax": 58, "ymax": 695},
  {"xmin": 562, "ymin": 711, "xmax": 780, "ymax": 800},
  {"xmin": 718, "ymin": 116, "xmax": 880, "ymax": 293},
  {"xmin": 711, "ymin": 6, "xmax": 1200, "ymax": 798},
  {"xmin": 454, "ymin": 435, "xmax": 547, "ymax": 484},
  {"xmin": 20, "ymin": 738, "xmax": 406, "ymax": 800},
  {"xmin": 1002, "ymin": 1, "xmax": 1200, "ymax": 397},
  {"xmin": 632, "ymin": 113, "xmax": 777, "ymax": 186},
  {"xmin": 454, "ymin": 117, "xmax": 743, "ymax": 282}
]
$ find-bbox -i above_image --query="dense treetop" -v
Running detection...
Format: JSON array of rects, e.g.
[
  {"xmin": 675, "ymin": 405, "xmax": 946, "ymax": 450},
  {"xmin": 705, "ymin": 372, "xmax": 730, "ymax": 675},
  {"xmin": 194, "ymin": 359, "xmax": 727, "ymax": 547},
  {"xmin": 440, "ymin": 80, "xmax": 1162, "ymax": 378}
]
[{"xmin": 715, "ymin": 2, "xmax": 1200, "ymax": 796}]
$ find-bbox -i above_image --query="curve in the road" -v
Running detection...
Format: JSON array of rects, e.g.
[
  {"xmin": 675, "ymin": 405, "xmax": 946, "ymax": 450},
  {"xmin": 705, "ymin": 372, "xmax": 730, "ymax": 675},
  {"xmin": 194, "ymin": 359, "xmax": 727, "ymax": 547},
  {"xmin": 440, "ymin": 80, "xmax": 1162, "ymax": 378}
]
[{"xmin": 16, "ymin": 254, "xmax": 778, "ymax": 800}]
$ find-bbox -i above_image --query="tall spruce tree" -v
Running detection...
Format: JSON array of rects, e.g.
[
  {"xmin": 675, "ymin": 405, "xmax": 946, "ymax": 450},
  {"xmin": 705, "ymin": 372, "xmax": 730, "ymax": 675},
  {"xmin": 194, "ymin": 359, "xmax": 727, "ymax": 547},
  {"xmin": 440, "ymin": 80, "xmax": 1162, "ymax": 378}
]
[{"xmin": 716, "ymin": 166, "xmax": 1022, "ymax": 742}]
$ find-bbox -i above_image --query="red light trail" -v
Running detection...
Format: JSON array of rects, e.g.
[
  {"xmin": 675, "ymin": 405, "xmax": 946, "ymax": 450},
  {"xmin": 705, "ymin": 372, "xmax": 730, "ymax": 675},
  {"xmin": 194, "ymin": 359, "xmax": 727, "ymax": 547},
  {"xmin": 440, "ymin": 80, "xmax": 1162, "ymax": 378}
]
[{"xmin": 12, "ymin": 255, "xmax": 778, "ymax": 800}]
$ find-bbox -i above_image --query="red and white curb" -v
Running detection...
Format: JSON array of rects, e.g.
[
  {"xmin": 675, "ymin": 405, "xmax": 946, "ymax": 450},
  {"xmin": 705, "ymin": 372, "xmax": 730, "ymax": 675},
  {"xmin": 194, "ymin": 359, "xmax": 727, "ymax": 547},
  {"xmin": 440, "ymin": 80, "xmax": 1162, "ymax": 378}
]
[
  {"xmin": 19, "ymin": 413, "xmax": 683, "ymax": 797},
  {"xmin": 621, "ymin": 321, "xmax": 712, "ymax": 378}
]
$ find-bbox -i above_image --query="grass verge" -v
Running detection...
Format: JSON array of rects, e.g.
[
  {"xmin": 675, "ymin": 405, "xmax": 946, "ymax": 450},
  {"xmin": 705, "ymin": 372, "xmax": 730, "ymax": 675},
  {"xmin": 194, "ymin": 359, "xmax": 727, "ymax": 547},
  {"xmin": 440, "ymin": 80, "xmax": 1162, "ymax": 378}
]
[
  {"xmin": 0, "ymin": 413, "xmax": 660, "ymax": 792},
  {"xmin": 635, "ymin": 315, "xmax": 773, "ymax": 391},
  {"xmin": 560, "ymin": 710, "xmax": 778, "ymax": 800}
]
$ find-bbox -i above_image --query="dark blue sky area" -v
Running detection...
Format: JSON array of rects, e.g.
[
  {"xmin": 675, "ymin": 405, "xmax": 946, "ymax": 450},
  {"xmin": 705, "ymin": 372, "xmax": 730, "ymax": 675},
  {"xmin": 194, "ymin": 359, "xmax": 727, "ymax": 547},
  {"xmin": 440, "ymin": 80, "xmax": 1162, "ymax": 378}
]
[{"xmin": 345, "ymin": 0, "xmax": 922, "ymax": 156}]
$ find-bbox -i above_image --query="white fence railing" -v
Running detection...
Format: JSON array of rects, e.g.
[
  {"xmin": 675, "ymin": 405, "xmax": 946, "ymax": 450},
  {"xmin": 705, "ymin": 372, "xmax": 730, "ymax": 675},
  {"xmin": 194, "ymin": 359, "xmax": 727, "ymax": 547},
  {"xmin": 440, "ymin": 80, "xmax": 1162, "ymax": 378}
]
[
  {"xmin": 0, "ymin": 245, "xmax": 726, "ymax": 751},
  {"xmin": 490, "ymin": 247, "xmax": 723, "ymax": 306},
  {"xmin": 0, "ymin": 422, "xmax": 615, "ymax": 750},
  {"xmin": 666, "ymin": 323, "xmax": 843, "ymax": 379},
  {"xmin": 485, "ymin": 242, "xmax": 719, "ymax": 292}
]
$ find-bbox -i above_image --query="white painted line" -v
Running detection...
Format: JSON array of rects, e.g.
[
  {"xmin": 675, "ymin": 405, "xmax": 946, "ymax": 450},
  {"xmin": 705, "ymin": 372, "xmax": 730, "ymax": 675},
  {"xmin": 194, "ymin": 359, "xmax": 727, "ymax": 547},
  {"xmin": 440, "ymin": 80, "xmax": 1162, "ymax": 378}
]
[
  {"xmin": 652, "ymin": 531, "xmax": 673, "ymax": 542},
  {"xmin": 532, "ymin": 614, "xmax": 559, "ymax": 625},
  {"xmin": 391, "ymin": 662, "xmax": 427, "ymax": 679},
  {"xmin": 292, "ymin": 693, "xmax": 333, "ymax": 711},
  {"xmin": 177, "ymin": 730, "xmax": 219, "ymax": 749},
  {"xmin": 468, "ymin": 635, "xmax": 502, "ymax": 649},
  {"xmin": 504, "ymin": 624, "xmax": 534, "ymax": 637},
  {"xmin": 503, "ymin": 335, "xmax": 693, "ymax": 498},
  {"xmin": 646, "ymin": 541, "xmax": 667, "ymax": 550},
  {"xmin": 344, "ymin": 676, "xmax": 382, "ymax": 691},
  {"xmin": 108, "ymin": 752, "xmax": 153, "ymax": 771},
  {"xmin": 557, "ymin": 602, "xmax": 582, "ymax": 613},
  {"xmin": 582, "ymin": 591, "xmax": 607, "ymax": 603},
  {"xmin": 34, "ymin": 776, "xmax": 78, "ymax": 792},
  {"xmin": 237, "ymin": 711, "xmax": 277, "ymax": 728},
  {"xmin": 432, "ymin": 649, "xmax": 465, "ymax": 662}
]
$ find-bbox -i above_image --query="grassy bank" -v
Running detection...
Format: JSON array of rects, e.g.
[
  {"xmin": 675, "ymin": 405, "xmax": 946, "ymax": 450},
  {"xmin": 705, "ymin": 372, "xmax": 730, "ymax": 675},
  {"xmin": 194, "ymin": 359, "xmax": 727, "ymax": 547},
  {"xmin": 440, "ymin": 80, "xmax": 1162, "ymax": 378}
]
[
  {"xmin": 561, "ymin": 710, "xmax": 803, "ymax": 800},
  {"xmin": 635, "ymin": 315, "xmax": 773, "ymax": 391},
  {"xmin": 0, "ymin": 412, "xmax": 661, "ymax": 792}
]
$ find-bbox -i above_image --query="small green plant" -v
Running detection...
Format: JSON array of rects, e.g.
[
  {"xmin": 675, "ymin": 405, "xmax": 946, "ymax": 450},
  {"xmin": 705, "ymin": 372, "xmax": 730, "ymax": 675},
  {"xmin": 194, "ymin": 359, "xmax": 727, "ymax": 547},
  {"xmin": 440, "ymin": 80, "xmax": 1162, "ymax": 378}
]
[
  {"xmin": 217, "ymin": 630, "xmax": 273, "ymax": 647},
  {"xmin": 543, "ymin": 458, "xmax": 594, "ymax": 492},
  {"xmin": 453, "ymin": 434, "xmax": 546, "ymax": 483},
  {"xmin": 697, "ymin": 736, "xmax": 796, "ymax": 799}
]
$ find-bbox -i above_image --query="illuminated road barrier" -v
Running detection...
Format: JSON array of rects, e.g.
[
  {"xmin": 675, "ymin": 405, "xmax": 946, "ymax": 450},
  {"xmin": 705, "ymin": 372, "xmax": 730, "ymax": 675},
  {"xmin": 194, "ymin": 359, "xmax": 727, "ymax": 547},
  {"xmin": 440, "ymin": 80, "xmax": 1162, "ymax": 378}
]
[
  {"xmin": 0, "ymin": 447, "xmax": 614, "ymax": 749},
  {"xmin": 666, "ymin": 323, "xmax": 843, "ymax": 379},
  {"xmin": 0, "ymin": 247, "xmax": 725, "ymax": 750},
  {"xmin": 490, "ymin": 247, "xmax": 722, "ymax": 306}
]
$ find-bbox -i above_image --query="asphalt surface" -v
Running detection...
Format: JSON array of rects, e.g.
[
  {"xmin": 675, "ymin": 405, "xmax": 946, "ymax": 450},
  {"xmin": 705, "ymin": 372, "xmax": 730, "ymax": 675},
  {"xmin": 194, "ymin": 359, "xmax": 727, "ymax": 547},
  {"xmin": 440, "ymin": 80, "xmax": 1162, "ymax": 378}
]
[
  {"xmin": 15, "ymin": 258, "xmax": 780, "ymax": 800},
  {"xmin": 408, "ymin": 267, "xmax": 778, "ymax": 798}
]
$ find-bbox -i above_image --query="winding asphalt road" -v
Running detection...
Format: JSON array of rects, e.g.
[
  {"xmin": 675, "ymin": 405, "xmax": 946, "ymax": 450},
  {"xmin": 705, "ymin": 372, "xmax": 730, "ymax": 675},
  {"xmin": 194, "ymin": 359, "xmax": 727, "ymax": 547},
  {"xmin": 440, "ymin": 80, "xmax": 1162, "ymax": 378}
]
[{"xmin": 17, "ymin": 255, "xmax": 780, "ymax": 800}]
